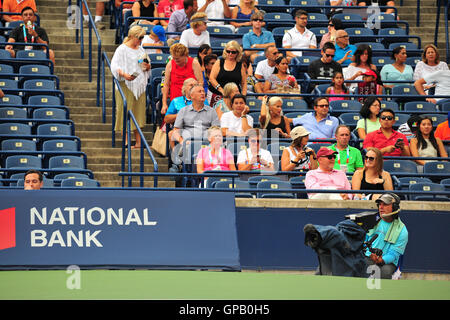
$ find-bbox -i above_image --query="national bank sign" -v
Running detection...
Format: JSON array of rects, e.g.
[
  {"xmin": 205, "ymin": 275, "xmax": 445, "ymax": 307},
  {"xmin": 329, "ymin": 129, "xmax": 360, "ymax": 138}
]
[{"xmin": 0, "ymin": 190, "xmax": 241, "ymax": 270}]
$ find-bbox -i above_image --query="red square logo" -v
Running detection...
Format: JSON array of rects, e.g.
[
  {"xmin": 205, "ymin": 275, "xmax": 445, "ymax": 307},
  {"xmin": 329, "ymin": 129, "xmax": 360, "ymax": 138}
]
[{"xmin": 0, "ymin": 208, "xmax": 16, "ymax": 250}]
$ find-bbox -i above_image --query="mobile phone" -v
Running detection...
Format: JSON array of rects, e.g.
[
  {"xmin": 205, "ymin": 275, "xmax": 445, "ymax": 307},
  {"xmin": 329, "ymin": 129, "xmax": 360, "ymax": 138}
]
[
  {"xmin": 395, "ymin": 138, "xmax": 403, "ymax": 148},
  {"xmin": 131, "ymin": 71, "xmax": 139, "ymax": 77}
]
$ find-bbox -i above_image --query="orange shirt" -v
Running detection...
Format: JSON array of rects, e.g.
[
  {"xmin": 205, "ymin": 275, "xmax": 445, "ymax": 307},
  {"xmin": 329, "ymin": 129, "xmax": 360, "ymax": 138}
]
[
  {"xmin": 435, "ymin": 121, "xmax": 450, "ymax": 141},
  {"xmin": 3, "ymin": 0, "xmax": 37, "ymax": 21}
]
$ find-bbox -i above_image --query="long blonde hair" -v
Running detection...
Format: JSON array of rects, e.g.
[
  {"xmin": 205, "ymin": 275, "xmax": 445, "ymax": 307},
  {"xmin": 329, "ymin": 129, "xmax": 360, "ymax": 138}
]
[
  {"xmin": 222, "ymin": 40, "xmax": 243, "ymax": 62},
  {"xmin": 123, "ymin": 25, "xmax": 146, "ymax": 44}
]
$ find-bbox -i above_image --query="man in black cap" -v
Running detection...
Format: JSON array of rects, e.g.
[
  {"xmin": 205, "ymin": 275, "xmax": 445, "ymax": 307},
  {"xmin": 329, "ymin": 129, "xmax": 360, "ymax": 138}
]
[{"xmin": 365, "ymin": 193, "xmax": 408, "ymax": 279}]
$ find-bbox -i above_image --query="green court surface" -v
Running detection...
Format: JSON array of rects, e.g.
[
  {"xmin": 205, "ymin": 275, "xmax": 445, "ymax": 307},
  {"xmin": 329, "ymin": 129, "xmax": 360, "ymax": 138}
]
[{"xmin": 0, "ymin": 269, "xmax": 449, "ymax": 300}]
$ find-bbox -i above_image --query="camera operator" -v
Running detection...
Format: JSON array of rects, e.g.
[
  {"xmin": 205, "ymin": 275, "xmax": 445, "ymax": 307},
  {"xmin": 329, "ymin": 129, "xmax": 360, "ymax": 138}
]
[{"xmin": 365, "ymin": 193, "xmax": 408, "ymax": 279}]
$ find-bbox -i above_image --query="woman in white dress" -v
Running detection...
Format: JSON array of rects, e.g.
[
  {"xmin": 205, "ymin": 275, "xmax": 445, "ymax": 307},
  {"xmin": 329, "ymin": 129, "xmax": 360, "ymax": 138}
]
[
  {"xmin": 111, "ymin": 25, "xmax": 151, "ymax": 149},
  {"xmin": 413, "ymin": 44, "xmax": 449, "ymax": 94}
]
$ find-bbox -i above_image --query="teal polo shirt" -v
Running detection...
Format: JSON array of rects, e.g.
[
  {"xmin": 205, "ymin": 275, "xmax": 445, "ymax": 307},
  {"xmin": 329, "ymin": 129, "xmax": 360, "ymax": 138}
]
[
  {"xmin": 334, "ymin": 44, "xmax": 357, "ymax": 65},
  {"xmin": 329, "ymin": 143, "xmax": 364, "ymax": 173},
  {"xmin": 242, "ymin": 30, "xmax": 275, "ymax": 49}
]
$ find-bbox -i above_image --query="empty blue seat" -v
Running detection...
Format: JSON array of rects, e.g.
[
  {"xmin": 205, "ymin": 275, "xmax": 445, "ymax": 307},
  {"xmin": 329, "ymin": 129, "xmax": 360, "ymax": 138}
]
[
  {"xmin": 283, "ymin": 99, "xmax": 308, "ymax": 110},
  {"xmin": 0, "ymin": 107, "xmax": 27, "ymax": 119},
  {"xmin": 33, "ymin": 108, "xmax": 67, "ymax": 120},
  {"xmin": 61, "ymin": 178, "xmax": 100, "ymax": 188},
  {"xmin": 23, "ymin": 79, "xmax": 56, "ymax": 91},
  {"xmin": 42, "ymin": 139, "xmax": 78, "ymax": 152},
  {"xmin": 28, "ymin": 95, "xmax": 62, "ymax": 106},
  {"xmin": 37, "ymin": 123, "xmax": 72, "ymax": 136},
  {"xmin": 425, "ymin": 114, "xmax": 448, "ymax": 126},
  {"xmin": 48, "ymin": 155, "xmax": 85, "ymax": 170},
  {"xmin": 409, "ymin": 182, "xmax": 449, "ymax": 201},
  {"xmin": 53, "ymin": 173, "xmax": 90, "ymax": 181},
  {"xmin": 148, "ymin": 53, "xmax": 170, "ymax": 68},
  {"xmin": 0, "ymin": 94, "xmax": 23, "ymax": 105},
  {"xmin": 0, "ymin": 79, "xmax": 18, "ymax": 89},
  {"xmin": 1, "ymin": 139, "xmax": 36, "ymax": 151},
  {"xmin": 388, "ymin": 42, "xmax": 419, "ymax": 51},
  {"xmin": 207, "ymin": 26, "xmax": 234, "ymax": 36},
  {"xmin": 6, "ymin": 155, "xmax": 42, "ymax": 170},
  {"xmin": 383, "ymin": 160, "xmax": 418, "ymax": 175},
  {"xmin": 380, "ymin": 100, "xmax": 399, "ymax": 111},
  {"xmin": 19, "ymin": 64, "xmax": 51, "ymax": 76},
  {"xmin": 214, "ymin": 180, "xmax": 253, "ymax": 198},
  {"xmin": 330, "ymin": 100, "xmax": 362, "ymax": 114},
  {"xmin": 246, "ymin": 98, "xmax": 262, "ymax": 110},
  {"xmin": 248, "ymin": 175, "xmax": 283, "ymax": 188},
  {"xmin": 338, "ymin": 113, "xmax": 361, "ymax": 129},
  {"xmin": 257, "ymin": 180, "xmax": 295, "ymax": 198},
  {"xmin": 0, "ymin": 64, "xmax": 14, "ymax": 74},
  {"xmin": 403, "ymin": 101, "xmax": 437, "ymax": 112},
  {"xmin": 423, "ymin": 161, "xmax": 450, "ymax": 177},
  {"xmin": 0, "ymin": 123, "xmax": 31, "ymax": 136}
]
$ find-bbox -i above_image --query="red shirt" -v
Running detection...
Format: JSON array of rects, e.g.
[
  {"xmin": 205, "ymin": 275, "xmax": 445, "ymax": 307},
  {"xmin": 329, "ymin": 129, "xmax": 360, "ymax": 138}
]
[
  {"xmin": 363, "ymin": 129, "xmax": 409, "ymax": 156},
  {"xmin": 435, "ymin": 121, "xmax": 450, "ymax": 141},
  {"xmin": 157, "ymin": 0, "xmax": 183, "ymax": 18},
  {"xmin": 170, "ymin": 56, "xmax": 195, "ymax": 101}
]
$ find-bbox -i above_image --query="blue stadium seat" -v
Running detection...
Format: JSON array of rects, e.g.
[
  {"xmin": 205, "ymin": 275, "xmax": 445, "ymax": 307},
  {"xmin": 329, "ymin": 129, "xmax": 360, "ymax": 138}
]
[
  {"xmin": 354, "ymin": 42, "xmax": 386, "ymax": 52},
  {"xmin": 406, "ymin": 56, "xmax": 422, "ymax": 66},
  {"xmin": 330, "ymin": 100, "xmax": 362, "ymax": 114},
  {"xmin": 248, "ymin": 175, "xmax": 283, "ymax": 189},
  {"xmin": 42, "ymin": 139, "xmax": 79, "ymax": 152},
  {"xmin": 425, "ymin": 114, "xmax": 448, "ymax": 126},
  {"xmin": 264, "ymin": 13, "xmax": 295, "ymax": 30},
  {"xmin": 373, "ymin": 56, "xmax": 394, "ymax": 69},
  {"xmin": 37, "ymin": 123, "xmax": 72, "ymax": 136},
  {"xmin": 290, "ymin": 55, "xmax": 317, "ymax": 78},
  {"xmin": 138, "ymin": 23, "xmax": 154, "ymax": 34},
  {"xmin": 283, "ymin": 98, "xmax": 308, "ymax": 110},
  {"xmin": 338, "ymin": 113, "xmax": 361, "ymax": 130},
  {"xmin": 23, "ymin": 79, "xmax": 56, "ymax": 91},
  {"xmin": 333, "ymin": 13, "xmax": 364, "ymax": 27},
  {"xmin": 0, "ymin": 49, "xmax": 11, "ymax": 59},
  {"xmin": 409, "ymin": 182, "xmax": 449, "ymax": 201},
  {"xmin": 1, "ymin": 139, "xmax": 36, "ymax": 152},
  {"xmin": 388, "ymin": 42, "xmax": 419, "ymax": 51},
  {"xmin": 307, "ymin": 142, "xmax": 332, "ymax": 154},
  {"xmin": 48, "ymin": 155, "xmax": 85, "ymax": 170},
  {"xmin": 378, "ymin": 28, "xmax": 408, "ymax": 45},
  {"xmin": 403, "ymin": 101, "xmax": 437, "ymax": 113},
  {"xmin": 235, "ymin": 26, "xmax": 253, "ymax": 35},
  {"xmin": 203, "ymin": 176, "xmax": 233, "ymax": 189},
  {"xmin": 257, "ymin": 180, "xmax": 295, "ymax": 198},
  {"xmin": 0, "ymin": 123, "xmax": 31, "ymax": 136},
  {"xmin": 395, "ymin": 176, "xmax": 433, "ymax": 190},
  {"xmin": 246, "ymin": 98, "xmax": 262, "ymax": 110},
  {"xmin": 258, "ymin": 0, "xmax": 288, "ymax": 13},
  {"xmin": 345, "ymin": 27, "xmax": 374, "ymax": 43},
  {"xmin": 28, "ymin": 95, "xmax": 62, "ymax": 106},
  {"xmin": 267, "ymin": 142, "xmax": 291, "ymax": 161},
  {"xmin": 306, "ymin": 12, "xmax": 328, "ymax": 24},
  {"xmin": 391, "ymin": 85, "xmax": 420, "ymax": 104},
  {"xmin": 0, "ymin": 94, "xmax": 22, "ymax": 105},
  {"xmin": 33, "ymin": 108, "xmax": 68, "ymax": 120},
  {"xmin": 440, "ymin": 178, "xmax": 450, "ymax": 191},
  {"xmin": 289, "ymin": 175, "xmax": 307, "ymax": 199},
  {"xmin": 61, "ymin": 178, "xmax": 100, "ymax": 188},
  {"xmin": 0, "ymin": 107, "xmax": 27, "ymax": 119},
  {"xmin": 0, "ymin": 64, "xmax": 14, "ymax": 74},
  {"xmin": 207, "ymin": 26, "xmax": 234, "ymax": 37},
  {"xmin": 284, "ymin": 111, "xmax": 308, "ymax": 119},
  {"xmin": 16, "ymin": 50, "xmax": 47, "ymax": 60},
  {"xmin": 380, "ymin": 100, "xmax": 399, "ymax": 111},
  {"xmin": 148, "ymin": 53, "xmax": 170, "ymax": 68},
  {"xmin": 19, "ymin": 64, "xmax": 51, "ymax": 76},
  {"xmin": 383, "ymin": 160, "xmax": 418, "ymax": 175},
  {"xmin": 53, "ymin": 173, "xmax": 90, "ymax": 181},
  {"xmin": 6, "ymin": 155, "xmax": 42, "ymax": 170},
  {"xmin": 423, "ymin": 161, "xmax": 450, "ymax": 181},
  {"xmin": 248, "ymin": 112, "xmax": 260, "ymax": 127},
  {"xmin": 226, "ymin": 140, "xmax": 249, "ymax": 160},
  {"xmin": 309, "ymin": 27, "xmax": 328, "ymax": 38},
  {"xmin": 214, "ymin": 180, "xmax": 253, "ymax": 198},
  {"xmin": 0, "ymin": 79, "xmax": 18, "ymax": 90}
]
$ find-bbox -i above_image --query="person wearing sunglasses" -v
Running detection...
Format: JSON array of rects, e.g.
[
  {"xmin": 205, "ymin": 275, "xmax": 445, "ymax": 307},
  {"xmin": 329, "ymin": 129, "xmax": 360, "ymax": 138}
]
[
  {"xmin": 333, "ymin": 30, "xmax": 356, "ymax": 66},
  {"xmin": 351, "ymin": 147, "xmax": 393, "ymax": 201},
  {"xmin": 230, "ymin": 0, "xmax": 259, "ymax": 30},
  {"xmin": 328, "ymin": 125, "xmax": 364, "ymax": 173},
  {"xmin": 242, "ymin": 11, "xmax": 275, "ymax": 63},
  {"xmin": 291, "ymin": 97, "xmax": 339, "ymax": 139},
  {"xmin": 111, "ymin": 26, "xmax": 151, "ymax": 149},
  {"xmin": 363, "ymin": 109, "xmax": 411, "ymax": 157},
  {"xmin": 319, "ymin": 18, "xmax": 343, "ymax": 49},
  {"xmin": 209, "ymin": 40, "xmax": 247, "ymax": 97},
  {"xmin": 307, "ymin": 42, "xmax": 342, "ymax": 83},
  {"xmin": 304, "ymin": 147, "xmax": 353, "ymax": 200},
  {"xmin": 237, "ymin": 129, "xmax": 275, "ymax": 171},
  {"xmin": 282, "ymin": 9, "xmax": 317, "ymax": 62}
]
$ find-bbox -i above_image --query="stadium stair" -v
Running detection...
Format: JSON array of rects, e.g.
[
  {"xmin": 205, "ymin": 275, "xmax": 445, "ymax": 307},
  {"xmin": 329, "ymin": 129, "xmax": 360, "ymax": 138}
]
[{"xmin": 37, "ymin": 0, "xmax": 172, "ymax": 188}]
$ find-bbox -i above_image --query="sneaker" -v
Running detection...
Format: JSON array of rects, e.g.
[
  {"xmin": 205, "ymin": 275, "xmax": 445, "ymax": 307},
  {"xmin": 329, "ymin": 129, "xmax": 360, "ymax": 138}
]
[{"xmin": 95, "ymin": 21, "xmax": 105, "ymax": 30}]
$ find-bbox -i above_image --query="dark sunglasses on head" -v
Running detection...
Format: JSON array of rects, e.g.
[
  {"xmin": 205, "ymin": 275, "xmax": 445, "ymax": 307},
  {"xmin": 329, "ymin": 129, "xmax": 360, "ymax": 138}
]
[
  {"xmin": 365, "ymin": 156, "xmax": 376, "ymax": 161},
  {"xmin": 380, "ymin": 116, "xmax": 394, "ymax": 120},
  {"xmin": 226, "ymin": 50, "xmax": 237, "ymax": 54}
]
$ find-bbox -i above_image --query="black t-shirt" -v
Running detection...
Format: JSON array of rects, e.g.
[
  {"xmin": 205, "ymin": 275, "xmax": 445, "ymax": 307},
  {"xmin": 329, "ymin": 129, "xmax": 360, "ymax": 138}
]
[
  {"xmin": 307, "ymin": 58, "xmax": 343, "ymax": 80},
  {"xmin": 8, "ymin": 25, "xmax": 50, "ymax": 51}
]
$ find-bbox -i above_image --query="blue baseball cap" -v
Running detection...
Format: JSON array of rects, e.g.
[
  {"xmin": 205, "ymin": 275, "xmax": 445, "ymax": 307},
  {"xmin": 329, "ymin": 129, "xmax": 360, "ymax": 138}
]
[{"xmin": 152, "ymin": 25, "xmax": 166, "ymax": 42}]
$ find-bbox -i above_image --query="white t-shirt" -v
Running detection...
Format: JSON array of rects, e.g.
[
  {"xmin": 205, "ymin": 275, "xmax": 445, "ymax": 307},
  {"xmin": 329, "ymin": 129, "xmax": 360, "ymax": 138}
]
[
  {"xmin": 220, "ymin": 111, "xmax": 254, "ymax": 134},
  {"xmin": 282, "ymin": 27, "xmax": 317, "ymax": 57},
  {"xmin": 237, "ymin": 148, "xmax": 274, "ymax": 170},
  {"xmin": 255, "ymin": 59, "xmax": 276, "ymax": 81},
  {"xmin": 179, "ymin": 29, "xmax": 210, "ymax": 48},
  {"xmin": 198, "ymin": 0, "xmax": 230, "ymax": 28},
  {"xmin": 141, "ymin": 35, "xmax": 159, "ymax": 55},
  {"xmin": 423, "ymin": 69, "xmax": 450, "ymax": 101},
  {"xmin": 413, "ymin": 61, "xmax": 449, "ymax": 81}
]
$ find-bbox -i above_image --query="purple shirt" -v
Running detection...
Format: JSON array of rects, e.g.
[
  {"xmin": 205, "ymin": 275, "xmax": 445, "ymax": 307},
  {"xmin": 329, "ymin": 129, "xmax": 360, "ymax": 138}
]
[{"xmin": 304, "ymin": 168, "xmax": 353, "ymax": 199}]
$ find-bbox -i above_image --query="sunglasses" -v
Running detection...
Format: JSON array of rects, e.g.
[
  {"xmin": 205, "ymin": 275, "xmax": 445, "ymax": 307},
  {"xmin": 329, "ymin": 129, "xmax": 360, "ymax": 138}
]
[
  {"xmin": 316, "ymin": 104, "xmax": 329, "ymax": 108},
  {"xmin": 272, "ymin": 51, "xmax": 280, "ymax": 55},
  {"xmin": 325, "ymin": 53, "xmax": 335, "ymax": 58},
  {"xmin": 249, "ymin": 139, "xmax": 260, "ymax": 144},
  {"xmin": 226, "ymin": 50, "xmax": 237, "ymax": 54},
  {"xmin": 321, "ymin": 155, "xmax": 336, "ymax": 160},
  {"xmin": 328, "ymin": 23, "xmax": 334, "ymax": 27},
  {"xmin": 252, "ymin": 19, "xmax": 264, "ymax": 22},
  {"xmin": 380, "ymin": 116, "xmax": 394, "ymax": 120},
  {"xmin": 138, "ymin": 36, "xmax": 144, "ymax": 40},
  {"xmin": 365, "ymin": 156, "xmax": 376, "ymax": 161}
]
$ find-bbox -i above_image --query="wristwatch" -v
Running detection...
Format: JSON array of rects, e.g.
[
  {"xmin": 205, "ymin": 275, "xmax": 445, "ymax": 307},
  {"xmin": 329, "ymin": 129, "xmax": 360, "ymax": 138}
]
[{"xmin": 290, "ymin": 160, "xmax": 299, "ymax": 165}]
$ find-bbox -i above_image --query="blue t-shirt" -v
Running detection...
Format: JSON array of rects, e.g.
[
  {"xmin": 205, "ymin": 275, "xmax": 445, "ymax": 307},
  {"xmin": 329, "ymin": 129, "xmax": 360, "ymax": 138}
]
[
  {"xmin": 334, "ymin": 44, "xmax": 357, "ymax": 66},
  {"xmin": 166, "ymin": 96, "xmax": 209, "ymax": 116},
  {"xmin": 242, "ymin": 30, "xmax": 275, "ymax": 49},
  {"xmin": 292, "ymin": 112, "xmax": 339, "ymax": 139},
  {"xmin": 365, "ymin": 219, "xmax": 408, "ymax": 266}
]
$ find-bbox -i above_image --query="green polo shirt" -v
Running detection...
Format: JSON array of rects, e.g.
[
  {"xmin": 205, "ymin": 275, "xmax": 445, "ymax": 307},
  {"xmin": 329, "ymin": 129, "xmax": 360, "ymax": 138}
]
[{"xmin": 329, "ymin": 143, "xmax": 364, "ymax": 173}]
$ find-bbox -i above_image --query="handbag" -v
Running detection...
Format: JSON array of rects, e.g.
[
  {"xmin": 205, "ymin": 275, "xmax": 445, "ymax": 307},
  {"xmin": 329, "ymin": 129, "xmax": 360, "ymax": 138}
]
[{"xmin": 151, "ymin": 123, "xmax": 167, "ymax": 156}]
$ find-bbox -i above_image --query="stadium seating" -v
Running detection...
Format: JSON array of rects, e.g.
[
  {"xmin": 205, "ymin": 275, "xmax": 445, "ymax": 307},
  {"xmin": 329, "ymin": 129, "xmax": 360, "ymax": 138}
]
[{"xmin": 61, "ymin": 178, "xmax": 100, "ymax": 188}]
